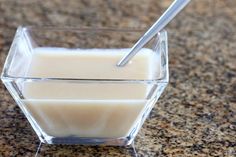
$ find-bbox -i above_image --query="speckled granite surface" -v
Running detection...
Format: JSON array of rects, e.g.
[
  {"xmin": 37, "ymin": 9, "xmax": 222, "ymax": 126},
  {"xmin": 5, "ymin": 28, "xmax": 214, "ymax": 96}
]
[{"xmin": 0, "ymin": 0, "xmax": 235, "ymax": 156}]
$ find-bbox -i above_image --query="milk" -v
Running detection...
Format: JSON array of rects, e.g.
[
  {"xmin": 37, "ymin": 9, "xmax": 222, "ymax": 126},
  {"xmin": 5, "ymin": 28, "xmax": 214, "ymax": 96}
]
[{"xmin": 23, "ymin": 47, "xmax": 160, "ymax": 138}]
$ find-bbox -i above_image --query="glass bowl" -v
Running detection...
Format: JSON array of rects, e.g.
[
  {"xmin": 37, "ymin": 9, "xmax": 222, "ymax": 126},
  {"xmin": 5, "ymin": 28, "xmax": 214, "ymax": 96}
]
[{"xmin": 1, "ymin": 26, "xmax": 168, "ymax": 146}]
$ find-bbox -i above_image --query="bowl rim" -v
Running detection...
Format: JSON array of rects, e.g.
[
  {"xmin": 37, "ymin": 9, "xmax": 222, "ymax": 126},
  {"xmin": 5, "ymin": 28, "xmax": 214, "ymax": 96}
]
[{"xmin": 1, "ymin": 26, "xmax": 169, "ymax": 84}]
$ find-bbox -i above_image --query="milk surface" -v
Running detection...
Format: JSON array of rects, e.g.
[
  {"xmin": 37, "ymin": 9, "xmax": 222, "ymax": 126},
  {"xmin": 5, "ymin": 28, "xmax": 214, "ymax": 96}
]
[{"xmin": 23, "ymin": 47, "xmax": 160, "ymax": 138}]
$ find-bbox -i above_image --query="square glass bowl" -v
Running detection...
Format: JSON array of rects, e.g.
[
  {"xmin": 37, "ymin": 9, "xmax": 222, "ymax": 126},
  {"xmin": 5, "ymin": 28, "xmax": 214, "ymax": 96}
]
[{"xmin": 1, "ymin": 26, "xmax": 168, "ymax": 146}]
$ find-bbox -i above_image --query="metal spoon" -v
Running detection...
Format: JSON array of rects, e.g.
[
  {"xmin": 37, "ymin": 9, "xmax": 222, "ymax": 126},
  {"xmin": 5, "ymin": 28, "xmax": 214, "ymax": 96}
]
[{"xmin": 117, "ymin": 0, "xmax": 191, "ymax": 67}]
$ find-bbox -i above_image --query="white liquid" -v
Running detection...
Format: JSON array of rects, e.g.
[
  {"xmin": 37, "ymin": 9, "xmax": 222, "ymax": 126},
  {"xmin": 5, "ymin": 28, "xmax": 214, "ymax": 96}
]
[{"xmin": 23, "ymin": 47, "xmax": 160, "ymax": 138}]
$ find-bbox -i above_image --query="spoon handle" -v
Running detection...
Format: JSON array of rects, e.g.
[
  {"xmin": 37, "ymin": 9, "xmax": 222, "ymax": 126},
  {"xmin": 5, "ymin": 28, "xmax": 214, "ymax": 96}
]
[{"xmin": 117, "ymin": 0, "xmax": 191, "ymax": 67}]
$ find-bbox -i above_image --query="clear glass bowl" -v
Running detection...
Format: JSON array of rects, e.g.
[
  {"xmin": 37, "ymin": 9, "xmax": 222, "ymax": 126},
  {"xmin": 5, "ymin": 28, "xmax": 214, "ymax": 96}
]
[{"xmin": 1, "ymin": 26, "xmax": 168, "ymax": 146}]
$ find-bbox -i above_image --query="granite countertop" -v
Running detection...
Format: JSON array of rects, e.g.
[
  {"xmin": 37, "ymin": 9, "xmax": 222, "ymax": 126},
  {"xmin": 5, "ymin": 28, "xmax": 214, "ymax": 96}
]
[{"xmin": 0, "ymin": 0, "xmax": 235, "ymax": 156}]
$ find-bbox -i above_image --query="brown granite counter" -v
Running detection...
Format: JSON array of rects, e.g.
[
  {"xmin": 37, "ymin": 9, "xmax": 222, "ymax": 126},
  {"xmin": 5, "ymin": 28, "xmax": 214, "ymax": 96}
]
[{"xmin": 0, "ymin": 0, "xmax": 235, "ymax": 156}]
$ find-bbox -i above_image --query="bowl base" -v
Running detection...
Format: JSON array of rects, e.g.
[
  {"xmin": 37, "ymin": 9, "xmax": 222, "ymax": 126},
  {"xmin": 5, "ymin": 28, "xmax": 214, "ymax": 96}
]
[{"xmin": 40, "ymin": 135, "xmax": 134, "ymax": 146}]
